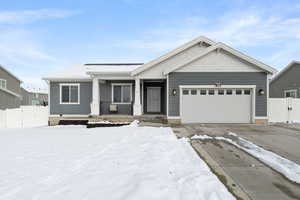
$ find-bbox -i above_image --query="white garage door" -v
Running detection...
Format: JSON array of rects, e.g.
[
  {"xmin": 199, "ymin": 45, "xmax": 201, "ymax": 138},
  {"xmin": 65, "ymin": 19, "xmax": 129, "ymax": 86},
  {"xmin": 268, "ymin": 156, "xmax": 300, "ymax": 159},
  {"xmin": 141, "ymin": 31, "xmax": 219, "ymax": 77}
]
[{"xmin": 181, "ymin": 88, "xmax": 253, "ymax": 123}]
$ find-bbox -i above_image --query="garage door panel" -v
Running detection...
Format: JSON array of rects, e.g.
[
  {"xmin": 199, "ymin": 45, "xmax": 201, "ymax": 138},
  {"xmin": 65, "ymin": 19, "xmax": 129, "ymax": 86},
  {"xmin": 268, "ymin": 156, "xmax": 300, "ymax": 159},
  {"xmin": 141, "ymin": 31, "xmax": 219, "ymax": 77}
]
[{"xmin": 181, "ymin": 88, "xmax": 252, "ymax": 123}]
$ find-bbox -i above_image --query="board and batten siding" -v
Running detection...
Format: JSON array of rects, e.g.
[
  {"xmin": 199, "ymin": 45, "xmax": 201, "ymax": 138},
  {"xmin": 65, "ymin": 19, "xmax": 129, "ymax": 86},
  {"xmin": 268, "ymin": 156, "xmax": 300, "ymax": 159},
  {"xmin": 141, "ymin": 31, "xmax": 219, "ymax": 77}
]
[
  {"xmin": 50, "ymin": 80, "xmax": 135, "ymax": 115},
  {"xmin": 168, "ymin": 72, "xmax": 268, "ymax": 117},
  {"xmin": 270, "ymin": 63, "xmax": 300, "ymax": 98}
]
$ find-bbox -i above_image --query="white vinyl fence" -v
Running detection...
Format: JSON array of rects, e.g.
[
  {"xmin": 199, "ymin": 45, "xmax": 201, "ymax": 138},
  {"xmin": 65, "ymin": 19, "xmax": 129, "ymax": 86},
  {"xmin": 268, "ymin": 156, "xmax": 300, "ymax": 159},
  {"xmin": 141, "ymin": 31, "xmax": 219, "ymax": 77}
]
[
  {"xmin": 269, "ymin": 98, "xmax": 300, "ymax": 123},
  {"xmin": 0, "ymin": 106, "xmax": 48, "ymax": 128}
]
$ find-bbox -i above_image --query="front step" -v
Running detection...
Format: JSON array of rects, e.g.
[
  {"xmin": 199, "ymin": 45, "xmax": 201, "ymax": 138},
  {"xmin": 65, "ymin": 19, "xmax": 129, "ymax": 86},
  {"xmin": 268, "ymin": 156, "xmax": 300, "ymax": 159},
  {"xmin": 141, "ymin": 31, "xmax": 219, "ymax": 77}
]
[{"xmin": 138, "ymin": 115, "xmax": 167, "ymax": 124}]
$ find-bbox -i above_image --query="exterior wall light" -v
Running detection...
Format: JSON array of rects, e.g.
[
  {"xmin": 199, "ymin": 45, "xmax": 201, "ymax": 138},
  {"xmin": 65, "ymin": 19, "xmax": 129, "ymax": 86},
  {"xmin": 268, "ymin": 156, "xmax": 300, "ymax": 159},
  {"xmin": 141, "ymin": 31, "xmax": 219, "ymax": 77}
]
[
  {"xmin": 215, "ymin": 82, "xmax": 222, "ymax": 87},
  {"xmin": 172, "ymin": 89, "xmax": 177, "ymax": 96},
  {"xmin": 258, "ymin": 89, "xmax": 265, "ymax": 95}
]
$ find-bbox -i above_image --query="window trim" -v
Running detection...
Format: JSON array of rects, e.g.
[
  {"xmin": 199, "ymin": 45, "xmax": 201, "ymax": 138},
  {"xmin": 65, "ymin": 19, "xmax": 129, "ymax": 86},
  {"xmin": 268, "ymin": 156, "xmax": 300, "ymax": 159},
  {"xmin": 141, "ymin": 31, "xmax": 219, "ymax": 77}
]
[
  {"xmin": 111, "ymin": 83, "xmax": 132, "ymax": 104},
  {"xmin": 0, "ymin": 79, "xmax": 7, "ymax": 89},
  {"xmin": 59, "ymin": 83, "xmax": 80, "ymax": 104},
  {"xmin": 284, "ymin": 89, "xmax": 297, "ymax": 98}
]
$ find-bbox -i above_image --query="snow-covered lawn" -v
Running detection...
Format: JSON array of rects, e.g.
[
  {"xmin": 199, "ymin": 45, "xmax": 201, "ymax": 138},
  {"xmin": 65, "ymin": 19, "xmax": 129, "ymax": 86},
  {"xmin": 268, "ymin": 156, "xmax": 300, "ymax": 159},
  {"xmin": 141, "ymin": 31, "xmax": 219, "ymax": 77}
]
[
  {"xmin": 0, "ymin": 124, "xmax": 234, "ymax": 200},
  {"xmin": 192, "ymin": 133, "xmax": 300, "ymax": 184}
]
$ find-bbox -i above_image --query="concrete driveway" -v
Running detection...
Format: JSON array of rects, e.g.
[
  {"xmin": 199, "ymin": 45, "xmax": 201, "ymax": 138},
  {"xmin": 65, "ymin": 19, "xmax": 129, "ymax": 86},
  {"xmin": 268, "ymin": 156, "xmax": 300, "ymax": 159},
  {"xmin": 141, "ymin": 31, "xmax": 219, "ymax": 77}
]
[{"xmin": 173, "ymin": 123, "xmax": 300, "ymax": 200}]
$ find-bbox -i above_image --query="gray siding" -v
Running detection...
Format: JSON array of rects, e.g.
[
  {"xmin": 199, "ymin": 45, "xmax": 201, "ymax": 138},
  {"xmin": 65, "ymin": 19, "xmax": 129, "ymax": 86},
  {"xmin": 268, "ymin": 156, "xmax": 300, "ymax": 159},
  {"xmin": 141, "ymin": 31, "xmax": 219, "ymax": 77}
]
[
  {"xmin": 50, "ymin": 82, "xmax": 92, "ymax": 115},
  {"xmin": 21, "ymin": 88, "xmax": 48, "ymax": 105},
  {"xmin": 270, "ymin": 63, "xmax": 300, "ymax": 98},
  {"xmin": 168, "ymin": 72, "xmax": 267, "ymax": 117},
  {"xmin": 0, "ymin": 90, "xmax": 21, "ymax": 109},
  {"xmin": 0, "ymin": 67, "xmax": 21, "ymax": 94},
  {"xmin": 100, "ymin": 80, "xmax": 135, "ymax": 115},
  {"xmin": 50, "ymin": 80, "xmax": 134, "ymax": 115},
  {"xmin": 0, "ymin": 67, "xmax": 21, "ymax": 109}
]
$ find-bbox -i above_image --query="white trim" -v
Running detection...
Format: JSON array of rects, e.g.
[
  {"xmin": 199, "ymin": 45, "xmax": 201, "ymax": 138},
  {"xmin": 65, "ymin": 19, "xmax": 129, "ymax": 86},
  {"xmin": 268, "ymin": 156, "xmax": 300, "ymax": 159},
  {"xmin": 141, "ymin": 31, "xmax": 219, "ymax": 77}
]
[
  {"xmin": 49, "ymin": 114, "xmax": 89, "ymax": 117},
  {"xmin": 284, "ymin": 89, "xmax": 297, "ymax": 98},
  {"xmin": 179, "ymin": 85, "xmax": 256, "ymax": 89},
  {"xmin": 164, "ymin": 42, "xmax": 277, "ymax": 75},
  {"xmin": 0, "ymin": 79, "xmax": 7, "ymax": 89},
  {"xmin": 167, "ymin": 116, "xmax": 181, "ymax": 120},
  {"xmin": 141, "ymin": 80, "xmax": 144, "ymax": 114},
  {"xmin": 0, "ymin": 65, "xmax": 22, "ymax": 83},
  {"xmin": 88, "ymin": 75, "xmax": 135, "ymax": 80},
  {"xmin": 131, "ymin": 36, "xmax": 216, "ymax": 76},
  {"xmin": 179, "ymin": 85, "xmax": 256, "ymax": 123},
  {"xmin": 111, "ymin": 83, "xmax": 133, "ymax": 104},
  {"xmin": 59, "ymin": 83, "xmax": 80, "ymax": 105},
  {"xmin": 254, "ymin": 116, "xmax": 268, "ymax": 120},
  {"xmin": 267, "ymin": 74, "xmax": 271, "ymax": 119},
  {"xmin": 47, "ymin": 80, "xmax": 51, "ymax": 116},
  {"xmin": 166, "ymin": 74, "xmax": 169, "ymax": 117},
  {"xmin": 43, "ymin": 78, "xmax": 91, "ymax": 82},
  {"xmin": 0, "ymin": 87, "xmax": 22, "ymax": 98}
]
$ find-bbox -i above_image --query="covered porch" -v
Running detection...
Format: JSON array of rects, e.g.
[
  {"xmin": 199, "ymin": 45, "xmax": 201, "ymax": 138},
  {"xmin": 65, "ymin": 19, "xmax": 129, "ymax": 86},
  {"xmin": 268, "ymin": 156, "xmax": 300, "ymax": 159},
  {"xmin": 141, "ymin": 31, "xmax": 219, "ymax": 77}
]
[{"xmin": 90, "ymin": 77, "xmax": 167, "ymax": 117}]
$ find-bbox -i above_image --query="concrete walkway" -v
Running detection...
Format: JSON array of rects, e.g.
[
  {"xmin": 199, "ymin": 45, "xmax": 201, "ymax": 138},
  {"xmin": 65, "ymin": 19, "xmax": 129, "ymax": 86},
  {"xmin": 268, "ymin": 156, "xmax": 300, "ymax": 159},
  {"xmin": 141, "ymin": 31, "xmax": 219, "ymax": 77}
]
[{"xmin": 173, "ymin": 124, "xmax": 300, "ymax": 200}]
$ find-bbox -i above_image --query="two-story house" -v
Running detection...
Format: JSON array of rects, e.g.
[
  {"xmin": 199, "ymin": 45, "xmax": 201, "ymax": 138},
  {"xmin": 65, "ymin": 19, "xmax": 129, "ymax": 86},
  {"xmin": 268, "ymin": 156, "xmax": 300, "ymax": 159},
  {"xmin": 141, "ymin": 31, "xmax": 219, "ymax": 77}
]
[{"xmin": 0, "ymin": 65, "xmax": 22, "ymax": 110}]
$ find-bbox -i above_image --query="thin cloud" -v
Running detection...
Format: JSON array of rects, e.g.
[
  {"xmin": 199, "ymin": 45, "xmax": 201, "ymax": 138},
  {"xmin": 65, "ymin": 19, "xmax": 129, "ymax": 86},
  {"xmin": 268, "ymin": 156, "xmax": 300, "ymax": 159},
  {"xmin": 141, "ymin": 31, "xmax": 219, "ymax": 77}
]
[
  {"xmin": 116, "ymin": 8, "xmax": 300, "ymax": 67},
  {"xmin": 0, "ymin": 9, "xmax": 81, "ymax": 24}
]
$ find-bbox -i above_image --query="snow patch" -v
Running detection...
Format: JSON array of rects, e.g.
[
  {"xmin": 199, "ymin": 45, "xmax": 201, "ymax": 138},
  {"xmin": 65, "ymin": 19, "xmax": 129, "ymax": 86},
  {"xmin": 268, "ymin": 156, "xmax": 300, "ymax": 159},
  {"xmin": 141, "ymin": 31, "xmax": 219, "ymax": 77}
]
[
  {"xmin": 191, "ymin": 135, "xmax": 213, "ymax": 140},
  {"xmin": 0, "ymin": 125, "xmax": 235, "ymax": 199},
  {"xmin": 192, "ymin": 133, "xmax": 300, "ymax": 184}
]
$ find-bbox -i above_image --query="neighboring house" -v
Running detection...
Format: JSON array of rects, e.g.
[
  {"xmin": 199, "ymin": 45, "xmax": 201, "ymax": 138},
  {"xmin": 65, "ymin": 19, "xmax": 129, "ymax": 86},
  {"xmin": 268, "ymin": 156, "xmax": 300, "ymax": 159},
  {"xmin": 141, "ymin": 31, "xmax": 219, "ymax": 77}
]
[
  {"xmin": 0, "ymin": 65, "xmax": 22, "ymax": 110},
  {"xmin": 43, "ymin": 36, "xmax": 277, "ymax": 124},
  {"xmin": 270, "ymin": 61, "xmax": 300, "ymax": 98},
  {"xmin": 21, "ymin": 87, "xmax": 48, "ymax": 106}
]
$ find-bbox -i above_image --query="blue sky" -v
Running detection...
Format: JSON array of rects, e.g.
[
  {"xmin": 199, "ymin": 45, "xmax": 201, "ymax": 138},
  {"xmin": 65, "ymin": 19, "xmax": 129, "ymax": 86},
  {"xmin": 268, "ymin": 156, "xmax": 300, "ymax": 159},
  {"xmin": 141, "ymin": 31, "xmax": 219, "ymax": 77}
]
[{"xmin": 1, "ymin": 0, "xmax": 300, "ymax": 89}]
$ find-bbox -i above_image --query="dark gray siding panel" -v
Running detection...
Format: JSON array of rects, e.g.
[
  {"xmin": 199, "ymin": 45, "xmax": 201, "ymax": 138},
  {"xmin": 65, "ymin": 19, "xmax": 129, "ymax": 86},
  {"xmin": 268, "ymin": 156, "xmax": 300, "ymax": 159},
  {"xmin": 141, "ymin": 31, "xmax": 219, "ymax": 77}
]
[
  {"xmin": 270, "ymin": 64, "xmax": 300, "ymax": 98},
  {"xmin": 50, "ymin": 80, "xmax": 135, "ymax": 115},
  {"xmin": 0, "ymin": 90, "xmax": 21, "ymax": 109},
  {"xmin": 100, "ymin": 80, "xmax": 134, "ymax": 115},
  {"xmin": 0, "ymin": 67, "xmax": 21, "ymax": 94},
  {"xmin": 50, "ymin": 82, "xmax": 92, "ymax": 115},
  {"xmin": 168, "ymin": 72, "xmax": 267, "ymax": 117}
]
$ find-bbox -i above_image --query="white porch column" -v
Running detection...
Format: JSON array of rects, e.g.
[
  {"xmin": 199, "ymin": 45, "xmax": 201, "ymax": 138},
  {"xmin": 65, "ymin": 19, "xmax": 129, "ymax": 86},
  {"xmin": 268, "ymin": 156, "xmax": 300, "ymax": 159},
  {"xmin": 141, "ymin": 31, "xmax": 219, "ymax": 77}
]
[
  {"xmin": 133, "ymin": 78, "xmax": 142, "ymax": 115},
  {"xmin": 91, "ymin": 77, "xmax": 100, "ymax": 116}
]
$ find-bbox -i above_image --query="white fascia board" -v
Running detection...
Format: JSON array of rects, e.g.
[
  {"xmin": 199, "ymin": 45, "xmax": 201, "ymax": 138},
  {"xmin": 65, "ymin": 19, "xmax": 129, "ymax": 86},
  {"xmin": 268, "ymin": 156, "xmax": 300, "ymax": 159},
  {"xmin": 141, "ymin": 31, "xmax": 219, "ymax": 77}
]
[
  {"xmin": 42, "ymin": 78, "xmax": 92, "ymax": 82},
  {"xmin": 179, "ymin": 85, "xmax": 256, "ymax": 89},
  {"xmin": 163, "ymin": 42, "xmax": 277, "ymax": 75},
  {"xmin": 131, "ymin": 36, "xmax": 216, "ymax": 76},
  {"xmin": 218, "ymin": 43, "xmax": 277, "ymax": 74},
  {"xmin": 0, "ymin": 87, "xmax": 22, "ymax": 98},
  {"xmin": 0, "ymin": 65, "xmax": 22, "ymax": 83},
  {"xmin": 270, "ymin": 60, "xmax": 300, "ymax": 83}
]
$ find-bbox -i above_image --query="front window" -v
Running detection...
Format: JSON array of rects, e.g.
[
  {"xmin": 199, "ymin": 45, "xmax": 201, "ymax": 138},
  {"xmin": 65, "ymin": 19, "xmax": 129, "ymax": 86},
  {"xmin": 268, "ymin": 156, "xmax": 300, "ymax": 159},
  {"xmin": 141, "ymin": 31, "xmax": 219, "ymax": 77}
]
[
  {"xmin": 60, "ymin": 84, "xmax": 80, "ymax": 104},
  {"xmin": 284, "ymin": 89, "xmax": 297, "ymax": 98},
  {"xmin": 0, "ymin": 79, "xmax": 6, "ymax": 89},
  {"xmin": 112, "ymin": 84, "xmax": 132, "ymax": 103}
]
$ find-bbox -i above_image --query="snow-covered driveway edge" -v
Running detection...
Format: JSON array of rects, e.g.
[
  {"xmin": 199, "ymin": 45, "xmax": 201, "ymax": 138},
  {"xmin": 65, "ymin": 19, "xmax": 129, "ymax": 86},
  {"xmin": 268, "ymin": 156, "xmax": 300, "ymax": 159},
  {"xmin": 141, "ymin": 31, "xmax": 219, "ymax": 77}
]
[{"xmin": 191, "ymin": 133, "xmax": 300, "ymax": 184}]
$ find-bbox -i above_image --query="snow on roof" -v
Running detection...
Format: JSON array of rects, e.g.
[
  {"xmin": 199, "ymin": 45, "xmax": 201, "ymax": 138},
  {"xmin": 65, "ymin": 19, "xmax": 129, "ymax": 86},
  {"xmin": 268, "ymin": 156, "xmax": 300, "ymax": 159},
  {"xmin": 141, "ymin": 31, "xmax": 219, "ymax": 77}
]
[
  {"xmin": 85, "ymin": 63, "xmax": 143, "ymax": 74},
  {"xmin": 43, "ymin": 63, "xmax": 143, "ymax": 80},
  {"xmin": 43, "ymin": 64, "xmax": 91, "ymax": 80},
  {"xmin": 22, "ymin": 86, "xmax": 48, "ymax": 94}
]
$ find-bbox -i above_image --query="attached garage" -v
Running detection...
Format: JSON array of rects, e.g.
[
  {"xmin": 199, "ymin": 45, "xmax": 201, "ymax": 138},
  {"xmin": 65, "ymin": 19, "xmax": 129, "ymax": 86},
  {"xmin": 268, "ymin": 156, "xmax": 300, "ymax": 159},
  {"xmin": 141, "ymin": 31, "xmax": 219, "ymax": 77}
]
[{"xmin": 180, "ymin": 86, "xmax": 255, "ymax": 123}]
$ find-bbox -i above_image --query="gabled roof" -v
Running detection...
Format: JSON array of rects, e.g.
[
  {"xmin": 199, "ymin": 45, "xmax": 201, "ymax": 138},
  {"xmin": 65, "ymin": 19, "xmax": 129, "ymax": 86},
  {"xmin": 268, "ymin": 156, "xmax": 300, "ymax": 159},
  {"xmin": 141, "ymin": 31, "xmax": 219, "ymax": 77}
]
[
  {"xmin": 271, "ymin": 60, "xmax": 300, "ymax": 83},
  {"xmin": 163, "ymin": 42, "xmax": 277, "ymax": 75},
  {"xmin": 0, "ymin": 65, "xmax": 22, "ymax": 83},
  {"xmin": 131, "ymin": 36, "xmax": 216, "ymax": 76}
]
